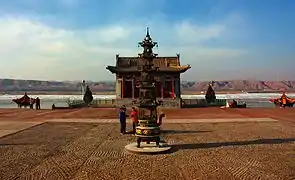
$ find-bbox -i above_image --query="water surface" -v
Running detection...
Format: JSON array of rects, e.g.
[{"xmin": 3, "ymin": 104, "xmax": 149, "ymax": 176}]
[{"xmin": 1, "ymin": 93, "xmax": 294, "ymax": 109}]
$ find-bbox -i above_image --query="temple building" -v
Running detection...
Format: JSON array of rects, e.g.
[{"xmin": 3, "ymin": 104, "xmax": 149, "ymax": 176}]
[{"xmin": 106, "ymin": 29, "xmax": 191, "ymax": 107}]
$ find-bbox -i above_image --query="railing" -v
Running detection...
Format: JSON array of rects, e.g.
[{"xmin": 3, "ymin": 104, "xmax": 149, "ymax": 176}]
[
  {"xmin": 181, "ymin": 99, "xmax": 227, "ymax": 108},
  {"xmin": 91, "ymin": 99, "xmax": 116, "ymax": 108},
  {"xmin": 66, "ymin": 99, "xmax": 86, "ymax": 108},
  {"xmin": 66, "ymin": 99, "xmax": 84, "ymax": 105}
]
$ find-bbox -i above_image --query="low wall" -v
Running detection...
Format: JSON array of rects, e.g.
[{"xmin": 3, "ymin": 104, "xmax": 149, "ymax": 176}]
[
  {"xmin": 115, "ymin": 98, "xmax": 181, "ymax": 109},
  {"xmin": 181, "ymin": 99, "xmax": 227, "ymax": 108},
  {"xmin": 67, "ymin": 98, "xmax": 226, "ymax": 109},
  {"xmin": 92, "ymin": 99, "xmax": 117, "ymax": 108}
]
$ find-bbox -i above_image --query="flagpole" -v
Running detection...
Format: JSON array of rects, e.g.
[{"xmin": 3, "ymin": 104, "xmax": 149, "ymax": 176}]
[{"xmin": 82, "ymin": 80, "xmax": 86, "ymax": 96}]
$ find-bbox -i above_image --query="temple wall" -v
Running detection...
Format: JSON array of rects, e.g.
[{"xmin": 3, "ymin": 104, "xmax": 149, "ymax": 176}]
[
  {"xmin": 88, "ymin": 98, "xmax": 226, "ymax": 108},
  {"xmin": 72, "ymin": 98, "xmax": 226, "ymax": 109},
  {"xmin": 116, "ymin": 73, "xmax": 182, "ymax": 101},
  {"xmin": 115, "ymin": 98, "xmax": 181, "ymax": 108}
]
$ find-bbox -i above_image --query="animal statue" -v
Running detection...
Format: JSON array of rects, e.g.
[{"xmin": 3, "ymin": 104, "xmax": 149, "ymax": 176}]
[
  {"xmin": 220, "ymin": 99, "xmax": 247, "ymax": 109},
  {"xmin": 269, "ymin": 92, "xmax": 295, "ymax": 107},
  {"xmin": 228, "ymin": 99, "xmax": 247, "ymax": 108},
  {"xmin": 12, "ymin": 93, "xmax": 36, "ymax": 108}
]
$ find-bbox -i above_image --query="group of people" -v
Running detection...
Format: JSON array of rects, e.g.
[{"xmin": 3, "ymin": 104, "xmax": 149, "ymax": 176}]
[
  {"xmin": 29, "ymin": 97, "xmax": 41, "ymax": 110},
  {"xmin": 118, "ymin": 105, "xmax": 166, "ymax": 134},
  {"xmin": 119, "ymin": 106, "xmax": 138, "ymax": 134}
]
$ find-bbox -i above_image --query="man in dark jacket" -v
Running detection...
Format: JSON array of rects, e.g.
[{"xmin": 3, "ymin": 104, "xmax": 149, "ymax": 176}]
[
  {"xmin": 35, "ymin": 97, "xmax": 41, "ymax": 110},
  {"xmin": 119, "ymin": 106, "xmax": 127, "ymax": 134}
]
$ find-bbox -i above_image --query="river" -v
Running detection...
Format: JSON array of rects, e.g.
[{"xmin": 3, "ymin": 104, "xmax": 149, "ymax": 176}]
[{"xmin": 1, "ymin": 93, "xmax": 294, "ymax": 109}]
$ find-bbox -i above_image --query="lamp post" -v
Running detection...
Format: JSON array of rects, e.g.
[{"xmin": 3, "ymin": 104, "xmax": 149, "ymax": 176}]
[{"xmin": 81, "ymin": 80, "xmax": 86, "ymax": 96}]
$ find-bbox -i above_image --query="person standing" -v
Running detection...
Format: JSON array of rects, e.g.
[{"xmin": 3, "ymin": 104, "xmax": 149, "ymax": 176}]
[
  {"xmin": 129, "ymin": 107, "xmax": 139, "ymax": 134},
  {"xmin": 29, "ymin": 98, "xmax": 34, "ymax": 109},
  {"xmin": 119, "ymin": 106, "xmax": 127, "ymax": 134},
  {"xmin": 35, "ymin": 97, "xmax": 41, "ymax": 110}
]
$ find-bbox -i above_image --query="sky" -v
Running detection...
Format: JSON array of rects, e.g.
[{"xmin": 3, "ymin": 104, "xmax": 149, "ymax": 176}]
[{"xmin": 0, "ymin": 0, "xmax": 295, "ymax": 81}]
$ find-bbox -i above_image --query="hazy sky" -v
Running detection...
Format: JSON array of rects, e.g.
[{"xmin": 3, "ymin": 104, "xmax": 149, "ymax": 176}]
[{"xmin": 0, "ymin": 0, "xmax": 295, "ymax": 81}]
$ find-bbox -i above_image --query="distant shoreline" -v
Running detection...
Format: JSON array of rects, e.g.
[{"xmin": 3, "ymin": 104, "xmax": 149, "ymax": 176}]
[{"xmin": 1, "ymin": 90, "xmax": 293, "ymax": 95}]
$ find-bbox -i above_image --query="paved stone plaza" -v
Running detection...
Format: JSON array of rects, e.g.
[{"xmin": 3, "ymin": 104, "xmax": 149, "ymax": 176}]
[{"xmin": 0, "ymin": 119, "xmax": 294, "ymax": 180}]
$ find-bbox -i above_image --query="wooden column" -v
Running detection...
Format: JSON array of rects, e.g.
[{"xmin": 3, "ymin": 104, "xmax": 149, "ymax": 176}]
[
  {"xmin": 121, "ymin": 76, "xmax": 124, "ymax": 99},
  {"xmin": 171, "ymin": 77, "xmax": 175, "ymax": 98},
  {"xmin": 132, "ymin": 77, "xmax": 135, "ymax": 99},
  {"xmin": 175, "ymin": 76, "xmax": 181, "ymax": 98},
  {"xmin": 161, "ymin": 77, "xmax": 164, "ymax": 99},
  {"xmin": 116, "ymin": 77, "xmax": 122, "ymax": 99}
]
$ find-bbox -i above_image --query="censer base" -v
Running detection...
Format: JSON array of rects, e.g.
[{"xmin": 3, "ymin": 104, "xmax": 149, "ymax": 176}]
[
  {"xmin": 125, "ymin": 142, "xmax": 171, "ymax": 155},
  {"xmin": 136, "ymin": 136, "xmax": 160, "ymax": 148}
]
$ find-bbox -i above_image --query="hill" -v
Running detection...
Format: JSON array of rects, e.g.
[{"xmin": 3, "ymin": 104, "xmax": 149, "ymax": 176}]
[{"xmin": 0, "ymin": 79, "xmax": 294, "ymax": 93}]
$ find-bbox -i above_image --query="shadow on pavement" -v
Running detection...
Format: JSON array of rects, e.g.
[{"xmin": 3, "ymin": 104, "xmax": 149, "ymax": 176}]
[
  {"xmin": 162, "ymin": 130, "xmax": 211, "ymax": 134},
  {"xmin": 170, "ymin": 138, "xmax": 295, "ymax": 152}
]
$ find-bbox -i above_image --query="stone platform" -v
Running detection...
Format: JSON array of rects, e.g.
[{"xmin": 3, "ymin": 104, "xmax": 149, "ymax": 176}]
[
  {"xmin": 125, "ymin": 142, "xmax": 171, "ymax": 154},
  {"xmin": 0, "ymin": 121, "xmax": 43, "ymax": 138},
  {"xmin": 0, "ymin": 119, "xmax": 294, "ymax": 179},
  {"xmin": 48, "ymin": 117, "xmax": 277, "ymax": 123}
]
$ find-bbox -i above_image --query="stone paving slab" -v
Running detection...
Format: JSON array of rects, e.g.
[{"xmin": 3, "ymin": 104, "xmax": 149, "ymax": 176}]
[
  {"xmin": 0, "ymin": 122, "xmax": 294, "ymax": 180},
  {"xmin": 0, "ymin": 118, "xmax": 277, "ymax": 138},
  {"xmin": 166, "ymin": 118, "xmax": 278, "ymax": 123},
  {"xmin": 47, "ymin": 117, "xmax": 277, "ymax": 123},
  {"xmin": 0, "ymin": 121, "xmax": 44, "ymax": 138}
]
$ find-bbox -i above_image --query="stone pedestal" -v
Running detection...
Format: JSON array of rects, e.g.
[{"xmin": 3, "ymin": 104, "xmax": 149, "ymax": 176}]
[{"xmin": 125, "ymin": 142, "xmax": 171, "ymax": 154}]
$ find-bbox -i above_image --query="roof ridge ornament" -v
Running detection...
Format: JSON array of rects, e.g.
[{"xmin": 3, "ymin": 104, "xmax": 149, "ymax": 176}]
[{"xmin": 146, "ymin": 27, "xmax": 150, "ymax": 38}]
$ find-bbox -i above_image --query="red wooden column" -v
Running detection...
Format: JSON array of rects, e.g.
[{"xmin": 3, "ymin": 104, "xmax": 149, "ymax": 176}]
[
  {"xmin": 132, "ymin": 78, "xmax": 135, "ymax": 99},
  {"xmin": 121, "ymin": 76, "xmax": 124, "ymax": 99},
  {"xmin": 161, "ymin": 82, "xmax": 164, "ymax": 99},
  {"xmin": 171, "ymin": 77, "xmax": 175, "ymax": 98},
  {"xmin": 160, "ymin": 76, "xmax": 164, "ymax": 99}
]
